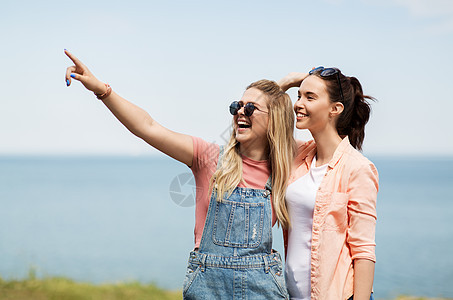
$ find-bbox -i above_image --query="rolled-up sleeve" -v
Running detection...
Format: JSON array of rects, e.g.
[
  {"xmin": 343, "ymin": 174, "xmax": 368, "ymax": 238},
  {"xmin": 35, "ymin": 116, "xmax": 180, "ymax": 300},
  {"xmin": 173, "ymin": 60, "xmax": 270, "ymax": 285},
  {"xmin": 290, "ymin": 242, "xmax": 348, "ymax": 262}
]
[{"xmin": 346, "ymin": 162, "xmax": 379, "ymax": 262}]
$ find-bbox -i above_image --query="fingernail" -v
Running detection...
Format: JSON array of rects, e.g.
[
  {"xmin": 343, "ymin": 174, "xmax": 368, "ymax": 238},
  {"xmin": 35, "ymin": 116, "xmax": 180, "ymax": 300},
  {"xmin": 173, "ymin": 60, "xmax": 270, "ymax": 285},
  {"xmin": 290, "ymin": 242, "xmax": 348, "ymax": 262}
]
[
  {"xmin": 70, "ymin": 74, "xmax": 75, "ymax": 78},
  {"xmin": 66, "ymin": 79, "xmax": 70, "ymax": 86}
]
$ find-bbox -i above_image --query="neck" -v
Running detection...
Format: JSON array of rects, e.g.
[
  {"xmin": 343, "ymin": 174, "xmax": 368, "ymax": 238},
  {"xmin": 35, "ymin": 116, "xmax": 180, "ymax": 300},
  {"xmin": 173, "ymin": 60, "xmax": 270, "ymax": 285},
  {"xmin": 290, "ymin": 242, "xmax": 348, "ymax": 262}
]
[
  {"xmin": 310, "ymin": 126, "xmax": 342, "ymax": 167},
  {"xmin": 239, "ymin": 142, "xmax": 269, "ymax": 161}
]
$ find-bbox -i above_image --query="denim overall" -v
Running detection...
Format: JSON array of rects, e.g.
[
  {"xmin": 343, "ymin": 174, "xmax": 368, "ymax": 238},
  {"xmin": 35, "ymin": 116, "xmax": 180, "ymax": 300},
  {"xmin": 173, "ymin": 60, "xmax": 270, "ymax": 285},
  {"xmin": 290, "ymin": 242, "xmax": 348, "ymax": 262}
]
[{"xmin": 183, "ymin": 147, "xmax": 289, "ymax": 299}]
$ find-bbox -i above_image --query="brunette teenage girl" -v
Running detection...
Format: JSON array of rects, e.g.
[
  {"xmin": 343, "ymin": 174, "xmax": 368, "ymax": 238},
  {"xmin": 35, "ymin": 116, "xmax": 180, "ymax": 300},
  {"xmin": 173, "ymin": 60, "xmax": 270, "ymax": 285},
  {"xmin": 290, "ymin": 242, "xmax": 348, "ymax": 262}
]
[{"xmin": 279, "ymin": 67, "xmax": 378, "ymax": 300}]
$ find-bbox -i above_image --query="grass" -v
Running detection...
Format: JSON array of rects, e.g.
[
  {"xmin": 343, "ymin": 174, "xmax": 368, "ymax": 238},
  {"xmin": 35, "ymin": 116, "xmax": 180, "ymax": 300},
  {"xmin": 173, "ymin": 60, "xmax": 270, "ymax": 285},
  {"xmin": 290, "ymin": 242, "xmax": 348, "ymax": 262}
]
[
  {"xmin": 0, "ymin": 270, "xmax": 182, "ymax": 300},
  {"xmin": 0, "ymin": 271, "xmax": 450, "ymax": 300}
]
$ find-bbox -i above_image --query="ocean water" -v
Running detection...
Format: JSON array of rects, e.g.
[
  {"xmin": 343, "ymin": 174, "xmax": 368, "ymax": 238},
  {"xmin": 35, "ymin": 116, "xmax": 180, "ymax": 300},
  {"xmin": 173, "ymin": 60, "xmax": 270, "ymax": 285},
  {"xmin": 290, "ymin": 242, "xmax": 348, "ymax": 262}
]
[{"xmin": 0, "ymin": 155, "xmax": 452, "ymax": 299}]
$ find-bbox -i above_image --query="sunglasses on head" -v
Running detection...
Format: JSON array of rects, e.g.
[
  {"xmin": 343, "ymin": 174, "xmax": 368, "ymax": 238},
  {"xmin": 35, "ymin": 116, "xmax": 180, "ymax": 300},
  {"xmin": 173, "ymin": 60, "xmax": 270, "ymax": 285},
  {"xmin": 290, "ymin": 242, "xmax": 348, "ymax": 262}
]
[
  {"xmin": 229, "ymin": 101, "xmax": 268, "ymax": 117},
  {"xmin": 309, "ymin": 66, "xmax": 344, "ymax": 102}
]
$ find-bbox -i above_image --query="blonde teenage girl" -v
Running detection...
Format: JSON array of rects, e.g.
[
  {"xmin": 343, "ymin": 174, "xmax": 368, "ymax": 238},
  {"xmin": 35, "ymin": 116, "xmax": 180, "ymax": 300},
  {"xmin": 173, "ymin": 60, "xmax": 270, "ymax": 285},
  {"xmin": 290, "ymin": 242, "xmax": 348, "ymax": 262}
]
[{"xmin": 65, "ymin": 50, "xmax": 295, "ymax": 299}]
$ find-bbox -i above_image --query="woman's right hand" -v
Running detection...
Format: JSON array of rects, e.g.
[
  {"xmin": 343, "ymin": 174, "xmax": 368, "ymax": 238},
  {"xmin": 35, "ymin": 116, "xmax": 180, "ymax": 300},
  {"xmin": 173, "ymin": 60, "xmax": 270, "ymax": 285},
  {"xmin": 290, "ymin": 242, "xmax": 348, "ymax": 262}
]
[
  {"xmin": 65, "ymin": 50, "xmax": 107, "ymax": 95},
  {"xmin": 277, "ymin": 72, "xmax": 309, "ymax": 92}
]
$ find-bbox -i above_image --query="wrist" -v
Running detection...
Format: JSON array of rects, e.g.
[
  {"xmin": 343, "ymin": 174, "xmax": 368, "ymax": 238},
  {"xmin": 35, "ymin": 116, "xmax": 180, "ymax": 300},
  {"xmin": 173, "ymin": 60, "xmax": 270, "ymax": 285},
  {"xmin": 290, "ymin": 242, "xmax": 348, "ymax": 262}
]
[
  {"xmin": 94, "ymin": 83, "xmax": 112, "ymax": 100},
  {"xmin": 93, "ymin": 82, "xmax": 108, "ymax": 95},
  {"xmin": 277, "ymin": 78, "xmax": 291, "ymax": 92}
]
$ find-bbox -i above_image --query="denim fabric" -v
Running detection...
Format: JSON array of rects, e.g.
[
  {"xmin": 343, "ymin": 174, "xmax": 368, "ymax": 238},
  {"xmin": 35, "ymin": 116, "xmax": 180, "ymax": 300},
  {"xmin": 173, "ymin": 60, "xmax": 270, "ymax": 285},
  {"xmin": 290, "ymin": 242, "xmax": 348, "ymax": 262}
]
[
  {"xmin": 183, "ymin": 250, "xmax": 288, "ymax": 299},
  {"xmin": 183, "ymin": 147, "xmax": 288, "ymax": 299},
  {"xmin": 348, "ymin": 292, "xmax": 374, "ymax": 300}
]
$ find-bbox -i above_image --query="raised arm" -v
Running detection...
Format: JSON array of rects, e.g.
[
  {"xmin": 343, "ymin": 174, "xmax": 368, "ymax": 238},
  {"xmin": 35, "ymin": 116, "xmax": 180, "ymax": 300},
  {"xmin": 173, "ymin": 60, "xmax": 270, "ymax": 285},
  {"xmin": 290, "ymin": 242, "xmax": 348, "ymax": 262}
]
[
  {"xmin": 64, "ymin": 50, "xmax": 193, "ymax": 166},
  {"xmin": 277, "ymin": 72, "xmax": 309, "ymax": 92}
]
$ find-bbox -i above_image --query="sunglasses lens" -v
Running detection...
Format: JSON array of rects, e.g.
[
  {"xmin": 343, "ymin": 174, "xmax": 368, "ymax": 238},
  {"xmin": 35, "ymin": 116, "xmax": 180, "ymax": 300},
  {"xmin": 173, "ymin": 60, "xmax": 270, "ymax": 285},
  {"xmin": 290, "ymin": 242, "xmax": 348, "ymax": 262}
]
[
  {"xmin": 320, "ymin": 68, "xmax": 338, "ymax": 77},
  {"xmin": 229, "ymin": 101, "xmax": 240, "ymax": 115},
  {"xmin": 309, "ymin": 66, "xmax": 324, "ymax": 75},
  {"xmin": 244, "ymin": 103, "xmax": 255, "ymax": 117},
  {"xmin": 230, "ymin": 101, "xmax": 259, "ymax": 116}
]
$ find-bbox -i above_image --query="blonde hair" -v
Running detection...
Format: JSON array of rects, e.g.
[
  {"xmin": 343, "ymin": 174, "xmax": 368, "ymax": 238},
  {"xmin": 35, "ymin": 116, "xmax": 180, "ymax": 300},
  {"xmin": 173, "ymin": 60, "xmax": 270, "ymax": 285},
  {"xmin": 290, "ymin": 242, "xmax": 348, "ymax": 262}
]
[{"xmin": 210, "ymin": 79, "xmax": 295, "ymax": 228}]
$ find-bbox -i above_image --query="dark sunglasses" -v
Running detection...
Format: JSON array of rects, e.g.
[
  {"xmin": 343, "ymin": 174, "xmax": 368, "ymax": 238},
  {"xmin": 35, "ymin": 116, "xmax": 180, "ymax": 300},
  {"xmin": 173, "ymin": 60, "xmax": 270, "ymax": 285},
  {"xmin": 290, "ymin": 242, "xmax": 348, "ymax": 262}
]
[
  {"xmin": 309, "ymin": 66, "xmax": 344, "ymax": 103},
  {"xmin": 229, "ymin": 101, "xmax": 268, "ymax": 117}
]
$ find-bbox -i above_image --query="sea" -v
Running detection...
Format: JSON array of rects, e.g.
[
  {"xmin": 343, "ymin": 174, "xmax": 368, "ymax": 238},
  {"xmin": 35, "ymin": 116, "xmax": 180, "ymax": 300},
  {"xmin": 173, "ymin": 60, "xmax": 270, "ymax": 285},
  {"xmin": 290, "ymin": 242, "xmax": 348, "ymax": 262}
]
[{"xmin": 0, "ymin": 155, "xmax": 452, "ymax": 299}]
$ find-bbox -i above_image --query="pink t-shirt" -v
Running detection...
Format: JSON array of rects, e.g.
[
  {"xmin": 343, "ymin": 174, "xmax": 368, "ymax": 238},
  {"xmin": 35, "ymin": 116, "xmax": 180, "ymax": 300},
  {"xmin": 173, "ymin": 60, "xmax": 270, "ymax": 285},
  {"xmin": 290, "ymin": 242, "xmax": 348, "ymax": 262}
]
[{"xmin": 190, "ymin": 136, "xmax": 277, "ymax": 248}]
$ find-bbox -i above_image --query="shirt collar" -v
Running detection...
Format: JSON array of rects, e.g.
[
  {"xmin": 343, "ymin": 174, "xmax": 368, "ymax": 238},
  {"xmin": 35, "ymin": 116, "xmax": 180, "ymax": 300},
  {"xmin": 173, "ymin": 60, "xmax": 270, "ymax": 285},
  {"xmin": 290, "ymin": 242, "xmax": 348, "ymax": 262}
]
[
  {"xmin": 297, "ymin": 136, "xmax": 351, "ymax": 169},
  {"xmin": 295, "ymin": 140, "xmax": 317, "ymax": 169}
]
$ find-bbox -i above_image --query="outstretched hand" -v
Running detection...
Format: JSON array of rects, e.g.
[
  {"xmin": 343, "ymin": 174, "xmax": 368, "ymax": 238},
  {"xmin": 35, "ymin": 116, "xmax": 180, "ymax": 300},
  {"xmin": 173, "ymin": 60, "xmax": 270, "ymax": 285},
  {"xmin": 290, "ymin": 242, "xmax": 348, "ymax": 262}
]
[{"xmin": 64, "ymin": 50, "xmax": 107, "ymax": 95}]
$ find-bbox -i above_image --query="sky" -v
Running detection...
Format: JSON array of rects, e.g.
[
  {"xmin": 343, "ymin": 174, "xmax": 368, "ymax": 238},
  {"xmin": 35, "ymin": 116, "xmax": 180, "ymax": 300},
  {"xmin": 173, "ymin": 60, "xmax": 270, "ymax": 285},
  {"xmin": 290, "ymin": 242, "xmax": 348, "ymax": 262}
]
[{"xmin": 1, "ymin": 0, "xmax": 452, "ymax": 157}]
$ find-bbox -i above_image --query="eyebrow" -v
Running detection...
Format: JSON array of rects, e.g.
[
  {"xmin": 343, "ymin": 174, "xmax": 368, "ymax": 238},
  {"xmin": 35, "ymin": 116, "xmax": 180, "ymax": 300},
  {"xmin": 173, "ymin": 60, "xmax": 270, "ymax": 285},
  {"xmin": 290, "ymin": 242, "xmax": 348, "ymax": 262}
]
[{"xmin": 298, "ymin": 91, "xmax": 318, "ymax": 97}]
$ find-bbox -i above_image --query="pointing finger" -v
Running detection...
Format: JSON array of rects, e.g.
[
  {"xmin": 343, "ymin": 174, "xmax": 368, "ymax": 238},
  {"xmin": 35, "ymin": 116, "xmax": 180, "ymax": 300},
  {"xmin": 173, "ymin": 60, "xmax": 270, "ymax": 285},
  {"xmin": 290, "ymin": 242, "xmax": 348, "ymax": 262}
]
[{"xmin": 64, "ymin": 49, "xmax": 85, "ymax": 68}]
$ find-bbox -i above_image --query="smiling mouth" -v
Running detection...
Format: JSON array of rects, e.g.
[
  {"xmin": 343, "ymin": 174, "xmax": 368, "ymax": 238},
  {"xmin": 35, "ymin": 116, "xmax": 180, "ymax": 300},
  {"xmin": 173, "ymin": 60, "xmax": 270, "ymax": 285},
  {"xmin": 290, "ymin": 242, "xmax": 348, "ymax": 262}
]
[
  {"xmin": 296, "ymin": 112, "xmax": 308, "ymax": 118},
  {"xmin": 237, "ymin": 120, "xmax": 251, "ymax": 129}
]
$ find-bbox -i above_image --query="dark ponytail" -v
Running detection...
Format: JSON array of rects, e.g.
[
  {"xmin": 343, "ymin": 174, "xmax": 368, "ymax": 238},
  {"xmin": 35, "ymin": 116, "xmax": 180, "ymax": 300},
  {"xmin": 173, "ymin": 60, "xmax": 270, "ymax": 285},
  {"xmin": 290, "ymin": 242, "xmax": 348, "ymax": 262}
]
[
  {"xmin": 320, "ymin": 71, "xmax": 374, "ymax": 151},
  {"xmin": 346, "ymin": 77, "xmax": 374, "ymax": 150}
]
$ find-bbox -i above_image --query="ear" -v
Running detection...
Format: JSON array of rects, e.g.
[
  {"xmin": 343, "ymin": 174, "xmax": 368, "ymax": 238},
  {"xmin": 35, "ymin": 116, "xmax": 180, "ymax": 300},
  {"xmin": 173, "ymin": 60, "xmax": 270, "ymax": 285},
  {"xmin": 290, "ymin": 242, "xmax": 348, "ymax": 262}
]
[{"xmin": 330, "ymin": 102, "xmax": 344, "ymax": 118}]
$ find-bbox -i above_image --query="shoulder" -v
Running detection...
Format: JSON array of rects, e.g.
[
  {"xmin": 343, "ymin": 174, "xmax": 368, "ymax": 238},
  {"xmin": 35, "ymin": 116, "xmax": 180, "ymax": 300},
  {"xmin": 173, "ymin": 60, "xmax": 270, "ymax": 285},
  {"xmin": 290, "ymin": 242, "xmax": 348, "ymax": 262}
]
[
  {"xmin": 342, "ymin": 145, "xmax": 379, "ymax": 181},
  {"xmin": 191, "ymin": 136, "xmax": 220, "ymax": 172},
  {"xmin": 295, "ymin": 139, "xmax": 314, "ymax": 149},
  {"xmin": 192, "ymin": 136, "xmax": 219, "ymax": 155},
  {"xmin": 295, "ymin": 139, "xmax": 316, "ymax": 156}
]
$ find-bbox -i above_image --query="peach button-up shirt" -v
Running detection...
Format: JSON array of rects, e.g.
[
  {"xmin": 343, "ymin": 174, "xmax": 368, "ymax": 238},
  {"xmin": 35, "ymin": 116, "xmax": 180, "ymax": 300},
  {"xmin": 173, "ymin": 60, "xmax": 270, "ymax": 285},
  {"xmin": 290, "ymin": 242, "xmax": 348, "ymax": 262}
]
[{"xmin": 283, "ymin": 137, "xmax": 379, "ymax": 300}]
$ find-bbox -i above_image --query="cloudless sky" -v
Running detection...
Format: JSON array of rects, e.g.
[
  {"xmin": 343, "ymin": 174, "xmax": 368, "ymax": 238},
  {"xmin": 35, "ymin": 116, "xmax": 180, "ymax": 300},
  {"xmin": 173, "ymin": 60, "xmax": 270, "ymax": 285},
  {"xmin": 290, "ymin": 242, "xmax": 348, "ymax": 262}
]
[{"xmin": 1, "ymin": 0, "xmax": 452, "ymax": 156}]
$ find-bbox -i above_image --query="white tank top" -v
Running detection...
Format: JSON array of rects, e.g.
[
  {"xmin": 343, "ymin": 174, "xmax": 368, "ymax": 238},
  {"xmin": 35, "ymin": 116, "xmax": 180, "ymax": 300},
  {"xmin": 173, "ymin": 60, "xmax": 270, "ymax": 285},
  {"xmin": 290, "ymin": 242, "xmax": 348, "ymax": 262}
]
[{"xmin": 285, "ymin": 156, "xmax": 328, "ymax": 300}]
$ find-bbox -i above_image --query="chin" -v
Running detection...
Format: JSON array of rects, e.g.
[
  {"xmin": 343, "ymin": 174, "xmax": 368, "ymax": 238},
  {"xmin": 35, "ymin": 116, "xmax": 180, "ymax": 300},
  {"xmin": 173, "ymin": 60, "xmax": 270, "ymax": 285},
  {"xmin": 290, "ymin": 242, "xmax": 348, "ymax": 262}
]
[
  {"xmin": 235, "ymin": 133, "xmax": 248, "ymax": 144},
  {"xmin": 236, "ymin": 131, "xmax": 261, "ymax": 146},
  {"xmin": 296, "ymin": 123, "xmax": 308, "ymax": 130}
]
